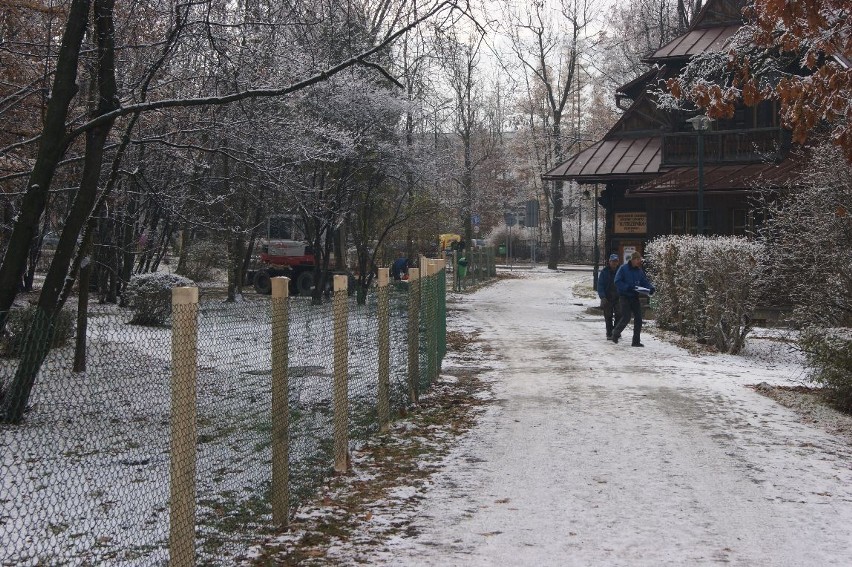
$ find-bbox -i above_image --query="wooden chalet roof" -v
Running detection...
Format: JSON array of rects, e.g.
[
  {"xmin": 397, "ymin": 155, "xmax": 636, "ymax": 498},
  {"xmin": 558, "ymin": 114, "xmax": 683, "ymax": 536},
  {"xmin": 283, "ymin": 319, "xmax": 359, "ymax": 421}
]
[
  {"xmin": 542, "ymin": 0, "xmax": 759, "ymax": 187},
  {"xmin": 628, "ymin": 156, "xmax": 803, "ymax": 196},
  {"xmin": 616, "ymin": 68, "xmax": 661, "ymax": 100},
  {"xmin": 645, "ymin": 0, "xmax": 746, "ymax": 62},
  {"xmin": 646, "ymin": 25, "xmax": 739, "ymax": 61},
  {"xmin": 542, "ymin": 137, "xmax": 662, "ymax": 182}
]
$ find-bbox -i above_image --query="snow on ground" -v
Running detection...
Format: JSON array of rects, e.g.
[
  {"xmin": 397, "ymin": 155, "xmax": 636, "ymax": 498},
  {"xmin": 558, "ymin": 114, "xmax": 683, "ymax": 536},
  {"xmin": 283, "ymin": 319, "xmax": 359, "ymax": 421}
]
[
  {"xmin": 0, "ymin": 294, "xmax": 411, "ymax": 565},
  {"xmin": 352, "ymin": 268, "xmax": 852, "ymax": 566}
]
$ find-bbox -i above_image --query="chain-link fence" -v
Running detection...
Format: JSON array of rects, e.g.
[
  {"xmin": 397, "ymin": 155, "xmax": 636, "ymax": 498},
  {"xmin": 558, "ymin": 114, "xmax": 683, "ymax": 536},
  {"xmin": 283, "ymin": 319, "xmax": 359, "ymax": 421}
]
[
  {"xmin": 450, "ymin": 246, "xmax": 497, "ymax": 292},
  {"xmin": 0, "ymin": 264, "xmax": 447, "ymax": 566}
]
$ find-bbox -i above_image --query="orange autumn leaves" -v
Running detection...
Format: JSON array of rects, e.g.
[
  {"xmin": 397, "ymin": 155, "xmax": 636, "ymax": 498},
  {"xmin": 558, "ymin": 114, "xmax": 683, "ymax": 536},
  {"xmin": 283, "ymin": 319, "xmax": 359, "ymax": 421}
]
[{"xmin": 668, "ymin": 0, "xmax": 852, "ymax": 161}]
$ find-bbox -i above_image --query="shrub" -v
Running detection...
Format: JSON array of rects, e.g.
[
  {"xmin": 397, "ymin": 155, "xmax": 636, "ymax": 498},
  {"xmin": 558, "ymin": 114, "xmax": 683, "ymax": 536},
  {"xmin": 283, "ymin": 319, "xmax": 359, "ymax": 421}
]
[
  {"xmin": 126, "ymin": 273, "xmax": 195, "ymax": 326},
  {"xmin": 646, "ymin": 235, "xmax": 766, "ymax": 354},
  {"xmin": 800, "ymin": 328, "xmax": 852, "ymax": 411},
  {"xmin": 0, "ymin": 306, "xmax": 76, "ymax": 358},
  {"xmin": 177, "ymin": 240, "xmax": 224, "ymax": 282},
  {"xmin": 753, "ymin": 144, "xmax": 851, "ymax": 404}
]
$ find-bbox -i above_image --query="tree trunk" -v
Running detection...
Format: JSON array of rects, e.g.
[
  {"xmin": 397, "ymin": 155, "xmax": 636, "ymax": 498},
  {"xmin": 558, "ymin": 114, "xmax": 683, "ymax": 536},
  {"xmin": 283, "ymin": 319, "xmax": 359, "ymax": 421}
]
[
  {"xmin": 175, "ymin": 222, "xmax": 190, "ymax": 276},
  {"xmin": 462, "ymin": 130, "xmax": 474, "ymax": 247},
  {"xmin": 119, "ymin": 199, "xmax": 138, "ymax": 304},
  {"xmin": 105, "ymin": 210, "xmax": 120, "ymax": 303},
  {"xmin": 548, "ymin": 179, "xmax": 564, "ymax": 269},
  {"xmin": 0, "ymin": 0, "xmax": 90, "ymax": 332},
  {"xmin": 548, "ymin": 114, "xmax": 565, "ymax": 270},
  {"xmin": 1, "ymin": 0, "xmax": 117, "ymax": 423},
  {"xmin": 227, "ymin": 232, "xmax": 246, "ymax": 302},
  {"xmin": 241, "ymin": 206, "xmax": 262, "ymax": 289},
  {"xmin": 150, "ymin": 218, "xmax": 172, "ymax": 273},
  {"xmin": 137, "ymin": 206, "xmax": 161, "ymax": 273},
  {"xmin": 73, "ymin": 233, "xmax": 93, "ymax": 373},
  {"xmin": 25, "ymin": 215, "xmax": 52, "ymax": 292}
]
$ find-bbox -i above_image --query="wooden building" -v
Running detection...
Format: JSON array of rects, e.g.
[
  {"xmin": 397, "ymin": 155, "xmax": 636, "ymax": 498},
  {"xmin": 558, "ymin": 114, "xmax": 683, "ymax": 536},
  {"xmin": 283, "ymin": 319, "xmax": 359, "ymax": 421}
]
[{"xmin": 543, "ymin": 0, "xmax": 800, "ymax": 262}]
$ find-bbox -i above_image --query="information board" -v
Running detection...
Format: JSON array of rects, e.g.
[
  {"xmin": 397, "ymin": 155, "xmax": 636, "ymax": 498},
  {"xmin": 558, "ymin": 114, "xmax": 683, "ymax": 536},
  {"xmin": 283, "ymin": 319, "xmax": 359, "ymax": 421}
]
[{"xmin": 614, "ymin": 212, "xmax": 647, "ymax": 234}]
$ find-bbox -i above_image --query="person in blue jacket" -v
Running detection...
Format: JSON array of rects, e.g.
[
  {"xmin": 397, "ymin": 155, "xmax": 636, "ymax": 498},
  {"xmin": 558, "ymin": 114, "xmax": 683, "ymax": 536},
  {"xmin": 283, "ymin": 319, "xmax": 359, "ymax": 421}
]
[
  {"xmin": 391, "ymin": 254, "xmax": 408, "ymax": 280},
  {"xmin": 612, "ymin": 251, "xmax": 655, "ymax": 347},
  {"xmin": 597, "ymin": 253, "xmax": 621, "ymax": 340}
]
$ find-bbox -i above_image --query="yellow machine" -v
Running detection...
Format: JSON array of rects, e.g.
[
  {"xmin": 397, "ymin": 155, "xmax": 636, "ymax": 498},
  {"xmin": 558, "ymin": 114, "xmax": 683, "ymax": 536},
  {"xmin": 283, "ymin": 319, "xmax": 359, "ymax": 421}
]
[{"xmin": 439, "ymin": 233, "xmax": 462, "ymax": 251}]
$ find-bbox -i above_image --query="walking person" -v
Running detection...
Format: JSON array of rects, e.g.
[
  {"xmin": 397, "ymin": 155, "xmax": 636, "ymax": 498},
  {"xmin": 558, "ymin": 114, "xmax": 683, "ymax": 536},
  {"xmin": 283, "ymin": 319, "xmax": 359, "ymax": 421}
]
[
  {"xmin": 611, "ymin": 251, "xmax": 655, "ymax": 347},
  {"xmin": 597, "ymin": 254, "xmax": 621, "ymax": 340},
  {"xmin": 391, "ymin": 253, "xmax": 409, "ymax": 281}
]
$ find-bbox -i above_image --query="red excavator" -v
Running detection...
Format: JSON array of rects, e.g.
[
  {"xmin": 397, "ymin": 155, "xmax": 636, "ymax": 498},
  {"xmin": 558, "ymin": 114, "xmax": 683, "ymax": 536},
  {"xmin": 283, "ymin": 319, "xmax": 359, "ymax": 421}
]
[{"xmin": 249, "ymin": 216, "xmax": 320, "ymax": 295}]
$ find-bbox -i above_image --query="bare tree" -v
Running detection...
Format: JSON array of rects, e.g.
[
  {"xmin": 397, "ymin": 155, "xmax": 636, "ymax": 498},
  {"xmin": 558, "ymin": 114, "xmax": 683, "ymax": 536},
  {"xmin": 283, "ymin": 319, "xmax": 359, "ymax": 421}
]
[
  {"xmin": 592, "ymin": 0, "xmax": 700, "ymax": 95},
  {"xmin": 0, "ymin": 0, "xmax": 469, "ymax": 423},
  {"xmin": 437, "ymin": 29, "xmax": 491, "ymax": 246},
  {"xmin": 499, "ymin": 0, "xmax": 593, "ymax": 268}
]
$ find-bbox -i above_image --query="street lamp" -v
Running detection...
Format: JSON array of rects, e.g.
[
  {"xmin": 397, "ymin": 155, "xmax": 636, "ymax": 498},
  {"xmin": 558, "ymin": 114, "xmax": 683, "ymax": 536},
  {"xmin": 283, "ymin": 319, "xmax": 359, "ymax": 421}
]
[
  {"xmin": 591, "ymin": 185, "xmax": 599, "ymax": 288},
  {"xmin": 686, "ymin": 114, "xmax": 714, "ymax": 235}
]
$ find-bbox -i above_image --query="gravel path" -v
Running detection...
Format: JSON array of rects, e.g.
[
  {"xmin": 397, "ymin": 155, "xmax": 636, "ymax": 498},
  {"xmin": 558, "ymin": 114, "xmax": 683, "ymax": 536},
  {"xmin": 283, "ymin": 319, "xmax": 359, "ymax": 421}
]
[{"xmin": 380, "ymin": 269, "xmax": 852, "ymax": 566}]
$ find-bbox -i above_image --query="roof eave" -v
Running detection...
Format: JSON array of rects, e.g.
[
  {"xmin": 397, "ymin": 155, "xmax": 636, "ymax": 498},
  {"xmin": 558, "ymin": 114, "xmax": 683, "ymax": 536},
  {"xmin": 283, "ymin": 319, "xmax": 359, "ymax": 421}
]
[{"xmin": 542, "ymin": 172, "xmax": 661, "ymax": 183}]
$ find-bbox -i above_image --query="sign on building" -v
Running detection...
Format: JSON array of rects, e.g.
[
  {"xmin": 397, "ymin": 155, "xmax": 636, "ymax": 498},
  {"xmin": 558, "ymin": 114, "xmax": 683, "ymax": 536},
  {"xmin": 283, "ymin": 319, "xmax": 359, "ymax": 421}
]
[{"xmin": 614, "ymin": 212, "xmax": 647, "ymax": 234}]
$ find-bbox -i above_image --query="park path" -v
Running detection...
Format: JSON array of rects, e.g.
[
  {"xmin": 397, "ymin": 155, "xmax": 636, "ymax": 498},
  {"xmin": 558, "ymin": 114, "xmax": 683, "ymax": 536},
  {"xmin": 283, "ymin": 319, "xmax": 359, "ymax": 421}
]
[{"xmin": 377, "ymin": 269, "xmax": 852, "ymax": 566}]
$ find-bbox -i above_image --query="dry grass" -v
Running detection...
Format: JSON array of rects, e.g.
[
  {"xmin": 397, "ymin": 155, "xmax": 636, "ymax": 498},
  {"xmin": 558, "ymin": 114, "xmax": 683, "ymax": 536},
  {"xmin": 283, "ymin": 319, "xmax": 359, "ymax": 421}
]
[
  {"xmin": 247, "ymin": 331, "xmax": 492, "ymax": 565},
  {"xmin": 750, "ymin": 383, "xmax": 852, "ymax": 443}
]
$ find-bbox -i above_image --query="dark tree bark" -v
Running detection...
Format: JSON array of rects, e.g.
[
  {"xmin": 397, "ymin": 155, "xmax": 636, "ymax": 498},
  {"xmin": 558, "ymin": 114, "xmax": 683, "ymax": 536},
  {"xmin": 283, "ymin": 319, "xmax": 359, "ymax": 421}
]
[
  {"xmin": 73, "ymin": 232, "xmax": 93, "ymax": 372},
  {"xmin": 24, "ymin": 215, "xmax": 52, "ymax": 292},
  {"xmin": 2, "ymin": 0, "xmax": 117, "ymax": 423},
  {"xmin": 241, "ymin": 206, "xmax": 263, "ymax": 286},
  {"xmin": 0, "ymin": 0, "xmax": 90, "ymax": 331}
]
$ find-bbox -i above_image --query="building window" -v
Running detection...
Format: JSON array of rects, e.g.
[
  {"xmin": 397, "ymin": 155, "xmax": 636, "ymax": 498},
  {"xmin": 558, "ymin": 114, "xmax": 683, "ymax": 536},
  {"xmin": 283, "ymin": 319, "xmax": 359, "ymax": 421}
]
[
  {"xmin": 670, "ymin": 209, "xmax": 712, "ymax": 235},
  {"xmin": 755, "ymin": 100, "xmax": 778, "ymax": 128},
  {"xmin": 732, "ymin": 209, "xmax": 762, "ymax": 236}
]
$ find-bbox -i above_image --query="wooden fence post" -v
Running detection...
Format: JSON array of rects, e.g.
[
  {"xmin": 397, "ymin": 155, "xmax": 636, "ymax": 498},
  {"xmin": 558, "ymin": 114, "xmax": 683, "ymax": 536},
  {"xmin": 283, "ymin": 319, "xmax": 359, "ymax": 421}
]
[
  {"xmin": 333, "ymin": 274, "xmax": 350, "ymax": 473},
  {"xmin": 376, "ymin": 268, "xmax": 390, "ymax": 432},
  {"xmin": 407, "ymin": 267, "xmax": 420, "ymax": 403},
  {"xmin": 170, "ymin": 286, "xmax": 198, "ymax": 567},
  {"xmin": 270, "ymin": 277, "xmax": 290, "ymax": 526}
]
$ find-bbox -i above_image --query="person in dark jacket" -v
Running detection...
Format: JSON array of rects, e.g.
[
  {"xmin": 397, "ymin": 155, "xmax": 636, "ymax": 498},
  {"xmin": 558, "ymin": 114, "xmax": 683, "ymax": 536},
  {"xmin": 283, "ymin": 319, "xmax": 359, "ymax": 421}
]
[
  {"xmin": 391, "ymin": 254, "xmax": 408, "ymax": 280},
  {"xmin": 597, "ymin": 253, "xmax": 621, "ymax": 339},
  {"xmin": 612, "ymin": 251, "xmax": 655, "ymax": 347}
]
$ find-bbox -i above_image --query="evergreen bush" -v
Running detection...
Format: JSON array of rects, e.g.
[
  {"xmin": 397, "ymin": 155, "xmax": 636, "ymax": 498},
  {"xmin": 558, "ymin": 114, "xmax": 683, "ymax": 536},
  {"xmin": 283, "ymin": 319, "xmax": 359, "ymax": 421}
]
[
  {"xmin": 0, "ymin": 306, "xmax": 76, "ymax": 358},
  {"xmin": 646, "ymin": 235, "xmax": 766, "ymax": 354},
  {"xmin": 177, "ymin": 240, "xmax": 223, "ymax": 282},
  {"xmin": 800, "ymin": 330, "xmax": 852, "ymax": 410},
  {"xmin": 755, "ymin": 145, "xmax": 851, "ymax": 407},
  {"xmin": 126, "ymin": 273, "xmax": 195, "ymax": 326}
]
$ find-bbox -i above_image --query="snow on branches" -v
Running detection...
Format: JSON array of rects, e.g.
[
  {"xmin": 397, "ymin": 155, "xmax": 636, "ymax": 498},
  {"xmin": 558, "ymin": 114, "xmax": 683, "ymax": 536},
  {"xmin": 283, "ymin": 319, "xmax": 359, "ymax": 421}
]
[
  {"xmin": 645, "ymin": 235, "xmax": 766, "ymax": 354},
  {"xmin": 665, "ymin": 0, "xmax": 852, "ymax": 161},
  {"xmin": 126, "ymin": 273, "xmax": 195, "ymax": 326}
]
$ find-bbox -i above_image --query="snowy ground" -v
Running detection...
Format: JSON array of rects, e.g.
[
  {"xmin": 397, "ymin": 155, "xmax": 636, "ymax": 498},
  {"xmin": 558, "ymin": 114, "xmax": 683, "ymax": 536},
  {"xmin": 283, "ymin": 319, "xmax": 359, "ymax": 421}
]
[
  {"xmin": 291, "ymin": 268, "xmax": 852, "ymax": 566},
  {"xmin": 0, "ymin": 293, "xmax": 415, "ymax": 566}
]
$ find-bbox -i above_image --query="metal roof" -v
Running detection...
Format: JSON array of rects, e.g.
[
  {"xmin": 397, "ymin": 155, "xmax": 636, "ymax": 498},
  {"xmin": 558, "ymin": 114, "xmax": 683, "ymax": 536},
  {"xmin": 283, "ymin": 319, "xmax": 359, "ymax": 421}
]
[
  {"xmin": 647, "ymin": 25, "xmax": 739, "ymax": 61},
  {"xmin": 628, "ymin": 157, "xmax": 803, "ymax": 196},
  {"xmin": 542, "ymin": 137, "xmax": 662, "ymax": 182}
]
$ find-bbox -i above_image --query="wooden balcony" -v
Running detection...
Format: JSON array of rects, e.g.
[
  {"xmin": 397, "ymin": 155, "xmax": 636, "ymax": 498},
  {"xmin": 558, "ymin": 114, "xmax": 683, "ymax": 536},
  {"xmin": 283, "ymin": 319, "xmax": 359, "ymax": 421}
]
[{"xmin": 661, "ymin": 127, "xmax": 788, "ymax": 166}]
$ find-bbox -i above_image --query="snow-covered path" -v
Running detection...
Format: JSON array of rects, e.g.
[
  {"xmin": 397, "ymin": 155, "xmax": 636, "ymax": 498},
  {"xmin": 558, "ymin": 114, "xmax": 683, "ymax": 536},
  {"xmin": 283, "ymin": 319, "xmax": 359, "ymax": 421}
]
[{"xmin": 382, "ymin": 269, "xmax": 852, "ymax": 566}]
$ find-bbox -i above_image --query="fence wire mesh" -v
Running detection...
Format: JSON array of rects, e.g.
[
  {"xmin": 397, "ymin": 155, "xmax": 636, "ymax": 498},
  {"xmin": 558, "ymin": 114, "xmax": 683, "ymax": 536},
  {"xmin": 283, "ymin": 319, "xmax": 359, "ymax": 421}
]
[
  {"xmin": 286, "ymin": 297, "xmax": 335, "ymax": 510},
  {"xmin": 420, "ymin": 272, "xmax": 437, "ymax": 394},
  {"xmin": 453, "ymin": 246, "xmax": 497, "ymax": 291},
  {"xmin": 389, "ymin": 282, "xmax": 414, "ymax": 416},
  {"xmin": 0, "ymin": 268, "xmax": 447, "ymax": 566},
  {"xmin": 1, "ymin": 304, "xmax": 175, "ymax": 566}
]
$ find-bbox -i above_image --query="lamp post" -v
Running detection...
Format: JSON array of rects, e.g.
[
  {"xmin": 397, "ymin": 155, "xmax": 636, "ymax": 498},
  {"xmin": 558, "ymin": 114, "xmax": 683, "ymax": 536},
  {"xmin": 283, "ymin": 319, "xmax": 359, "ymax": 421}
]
[
  {"xmin": 592, "ymin": 185, "xmax": 599, "ymax": 288},
  {"xmin": 686, "ymin": 114, "xmax": 714, "ymax": 235},
  {"xmin": 577, "ymin": 197, "xmax": 582, "ymax": 261}
]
